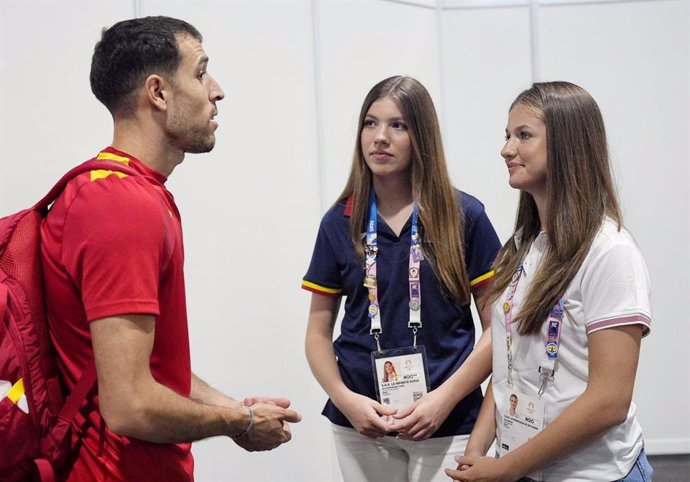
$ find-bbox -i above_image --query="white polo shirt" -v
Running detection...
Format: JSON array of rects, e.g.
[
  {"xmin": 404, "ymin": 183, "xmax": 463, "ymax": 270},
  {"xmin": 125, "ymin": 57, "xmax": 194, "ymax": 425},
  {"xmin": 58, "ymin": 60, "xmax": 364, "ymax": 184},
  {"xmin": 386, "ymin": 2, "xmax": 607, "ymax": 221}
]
[{"xmin": 492, "ymin": 218, "xmax": 652, "ymax": 481}]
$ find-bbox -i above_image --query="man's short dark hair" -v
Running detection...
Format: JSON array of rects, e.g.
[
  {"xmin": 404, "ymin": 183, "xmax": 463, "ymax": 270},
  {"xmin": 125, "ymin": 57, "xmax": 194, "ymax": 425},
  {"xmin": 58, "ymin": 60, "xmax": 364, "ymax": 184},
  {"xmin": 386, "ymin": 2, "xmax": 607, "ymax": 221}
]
[{"xmin": 90, "ymin": 16, "xmax": 202, "ymax": 115}]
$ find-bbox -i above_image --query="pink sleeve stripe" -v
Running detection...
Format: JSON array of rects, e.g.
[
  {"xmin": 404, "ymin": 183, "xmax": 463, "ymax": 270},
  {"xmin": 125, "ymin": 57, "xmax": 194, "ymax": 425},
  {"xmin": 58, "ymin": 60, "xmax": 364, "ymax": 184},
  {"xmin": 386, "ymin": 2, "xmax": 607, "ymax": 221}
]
[{"xmin": 587, "ymin": 313, "xmax": 651, "ymax": 336}]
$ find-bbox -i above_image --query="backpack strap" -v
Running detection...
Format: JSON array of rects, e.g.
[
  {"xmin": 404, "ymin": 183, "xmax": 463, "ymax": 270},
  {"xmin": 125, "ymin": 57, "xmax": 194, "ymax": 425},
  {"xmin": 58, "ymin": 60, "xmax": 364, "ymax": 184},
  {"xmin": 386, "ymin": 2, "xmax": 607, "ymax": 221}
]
[
  {"xmin": 34, "ymin": 363, "xmax": 97, "ymax": 480},
  {"xmin": 58, "ymin": 361, "xmax": 97, "ymax": 423},
  {"xmin": 32, "ymin": 159, "xmax": 138, "ymax": 481},
  {"xmin": 34, "ymin": 159, "xmax": 139, "ymax": 212},
  {"xmin": 39, "ymin": 155, "xmax": 137, "ymax": 412},
  {"xmin": 39, "ymin": 156, "xmax": 137, "ymax": 417},
  {"xmin": 34, "ymin": 459, "xmax": 56, "ymax": 482}
]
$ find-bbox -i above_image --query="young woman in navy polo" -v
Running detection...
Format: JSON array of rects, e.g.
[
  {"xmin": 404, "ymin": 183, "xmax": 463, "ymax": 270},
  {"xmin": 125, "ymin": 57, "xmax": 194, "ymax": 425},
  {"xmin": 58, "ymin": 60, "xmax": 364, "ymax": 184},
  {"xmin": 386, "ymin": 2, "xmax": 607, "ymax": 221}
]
[{"xmin": 303, "ymin": 76, "xmax": 500, "ymax": 482}]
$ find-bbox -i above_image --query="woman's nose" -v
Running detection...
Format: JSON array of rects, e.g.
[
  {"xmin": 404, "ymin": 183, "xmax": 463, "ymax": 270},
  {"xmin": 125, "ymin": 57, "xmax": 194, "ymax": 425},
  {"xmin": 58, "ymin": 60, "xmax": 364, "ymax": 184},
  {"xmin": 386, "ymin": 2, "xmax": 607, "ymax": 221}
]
[
  {"xmin": 374, "ymin": 126, "xmax": 388, "ymax": 145},
  {"xmin": 501, "ymin": 138, "xmax": 516, "ymax": 159}
]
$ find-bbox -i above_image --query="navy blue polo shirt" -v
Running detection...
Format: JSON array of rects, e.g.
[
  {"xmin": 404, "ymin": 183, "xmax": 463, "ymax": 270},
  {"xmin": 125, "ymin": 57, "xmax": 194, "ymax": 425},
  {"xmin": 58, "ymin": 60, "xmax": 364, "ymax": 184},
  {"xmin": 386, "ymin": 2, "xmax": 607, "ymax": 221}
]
[{"xmin": 302, "ymin": 190, "xmax": 501, "ymax": 437}]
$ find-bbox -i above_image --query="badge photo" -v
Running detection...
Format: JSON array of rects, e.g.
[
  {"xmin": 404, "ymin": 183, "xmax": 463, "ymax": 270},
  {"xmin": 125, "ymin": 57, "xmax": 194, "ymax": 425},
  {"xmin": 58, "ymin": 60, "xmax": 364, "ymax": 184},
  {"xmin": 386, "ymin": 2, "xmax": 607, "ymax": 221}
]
[
  {"xmin": 371, "ymin": 346, "xmax": 430, "ymax": 413},
  {"xmin": 499, "ymin": 390, "xmax": 545, "ymax": 457}
]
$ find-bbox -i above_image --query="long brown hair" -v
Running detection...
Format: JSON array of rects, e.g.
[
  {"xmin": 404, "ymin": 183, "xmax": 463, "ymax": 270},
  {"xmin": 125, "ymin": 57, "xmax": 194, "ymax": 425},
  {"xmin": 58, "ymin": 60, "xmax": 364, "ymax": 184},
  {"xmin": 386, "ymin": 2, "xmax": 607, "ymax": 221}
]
[
  {"xmin": 488, "ymin": 81, "xmax": 623, "ymax": 335},
  {"xmin": 337, "ymin": 76, "xmax": 470, "ymax": 304}
]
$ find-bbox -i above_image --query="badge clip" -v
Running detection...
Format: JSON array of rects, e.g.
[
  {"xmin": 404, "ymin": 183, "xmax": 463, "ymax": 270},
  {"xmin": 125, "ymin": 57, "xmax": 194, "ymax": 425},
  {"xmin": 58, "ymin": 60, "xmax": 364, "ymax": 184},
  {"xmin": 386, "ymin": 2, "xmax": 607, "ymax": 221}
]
[
  {"xmin": 372, "ymin": 330, "xmax": 382, "ymax": 353},
  {"xmin": 538, "ymin": 366, "xmax": 554, "ymax": 397}
]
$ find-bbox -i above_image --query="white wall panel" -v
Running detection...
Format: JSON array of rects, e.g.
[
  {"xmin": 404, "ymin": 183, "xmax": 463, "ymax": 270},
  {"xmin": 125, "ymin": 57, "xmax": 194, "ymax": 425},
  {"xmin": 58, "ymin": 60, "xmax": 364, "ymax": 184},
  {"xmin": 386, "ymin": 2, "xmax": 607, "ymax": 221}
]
[
  {"xmin": 442, "ymin": 5, "xmax": 533, "ymax": 243},
  {"xmin": 0, "ymin": 0, "xmax": 132, "ymax": 212},
  {"xmin": 317, "ymin": 0, "xmax": 441, "ymax": 206},
  {"xmin": 538, "ymin": 0, "xmax": 690, "ymax": 453}
]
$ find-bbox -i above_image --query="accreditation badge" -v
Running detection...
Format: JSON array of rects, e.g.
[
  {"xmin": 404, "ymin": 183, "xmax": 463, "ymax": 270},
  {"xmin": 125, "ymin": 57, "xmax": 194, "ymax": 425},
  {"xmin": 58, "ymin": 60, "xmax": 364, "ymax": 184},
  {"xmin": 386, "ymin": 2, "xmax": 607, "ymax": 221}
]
[
  {"xmin": 371, "ymin": 346, "xmax": 430, "ymax": 413},
  {"xmin": 498, "ymin": 390, "xmax": 545, "ymax": 457}
]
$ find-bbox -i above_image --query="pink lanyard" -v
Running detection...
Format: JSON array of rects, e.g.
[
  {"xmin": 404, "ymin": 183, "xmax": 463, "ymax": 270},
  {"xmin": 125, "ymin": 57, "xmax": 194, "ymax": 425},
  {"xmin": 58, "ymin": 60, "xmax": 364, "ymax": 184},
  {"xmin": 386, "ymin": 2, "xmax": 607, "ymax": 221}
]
[{"xmin": 503, "ymin": 264, "xmax": 565, "ymax": 396}]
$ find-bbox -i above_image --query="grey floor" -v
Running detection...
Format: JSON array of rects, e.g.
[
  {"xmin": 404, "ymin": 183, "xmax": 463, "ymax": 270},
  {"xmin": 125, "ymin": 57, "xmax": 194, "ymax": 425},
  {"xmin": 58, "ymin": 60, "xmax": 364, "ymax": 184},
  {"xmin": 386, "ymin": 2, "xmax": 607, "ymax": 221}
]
[{"xmin": 648, "ymin": 454, "xmax": 690, "ymax": 481}]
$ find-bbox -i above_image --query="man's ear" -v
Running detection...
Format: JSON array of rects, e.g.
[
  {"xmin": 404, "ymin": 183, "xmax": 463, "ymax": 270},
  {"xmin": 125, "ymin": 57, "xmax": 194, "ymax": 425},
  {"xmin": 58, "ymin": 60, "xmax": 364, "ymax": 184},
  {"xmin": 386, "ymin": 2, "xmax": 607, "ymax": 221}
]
[{"xmin": 144, "ymin": 74, "xmax": 169, "ymax": 111}]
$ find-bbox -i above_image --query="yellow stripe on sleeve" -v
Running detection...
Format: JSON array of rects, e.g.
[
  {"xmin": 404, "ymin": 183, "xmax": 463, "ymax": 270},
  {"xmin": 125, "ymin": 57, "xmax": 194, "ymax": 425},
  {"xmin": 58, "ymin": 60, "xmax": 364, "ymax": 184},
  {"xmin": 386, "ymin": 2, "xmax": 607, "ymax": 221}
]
[
  {"xmin": 470, "ymin": 270, "xmax": 495, "ymax": 287},
  {"xmin": 96, "ymin": 152, "xmax": 131, "ymax": 164},
  {"xmin": 90, "ymin": 170, "xmax": 128, "ymax": 181}
]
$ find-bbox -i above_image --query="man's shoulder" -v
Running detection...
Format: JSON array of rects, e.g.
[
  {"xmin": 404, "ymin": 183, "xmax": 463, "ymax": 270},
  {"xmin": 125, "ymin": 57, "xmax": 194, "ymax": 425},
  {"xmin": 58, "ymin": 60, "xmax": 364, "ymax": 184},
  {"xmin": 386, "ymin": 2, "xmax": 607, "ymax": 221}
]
[
  {"xmin": 44, "ymin": 168, "xmax": 168, "ymax": 235},
  {"xmin": 60, "ymin": 148, "xmax": 161, "ymax": 201},
  {"xmin": 65, "ymin": 167, "xmax": 160, "ymax": 207}
]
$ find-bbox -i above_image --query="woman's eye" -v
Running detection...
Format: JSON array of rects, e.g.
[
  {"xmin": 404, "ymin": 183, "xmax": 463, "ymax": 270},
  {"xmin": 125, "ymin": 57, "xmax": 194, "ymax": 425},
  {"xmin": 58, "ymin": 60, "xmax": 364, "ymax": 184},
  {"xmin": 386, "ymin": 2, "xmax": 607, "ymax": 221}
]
[{"xmin": 392, "ymin": 121, "xmax": 407, "ymax": 130}]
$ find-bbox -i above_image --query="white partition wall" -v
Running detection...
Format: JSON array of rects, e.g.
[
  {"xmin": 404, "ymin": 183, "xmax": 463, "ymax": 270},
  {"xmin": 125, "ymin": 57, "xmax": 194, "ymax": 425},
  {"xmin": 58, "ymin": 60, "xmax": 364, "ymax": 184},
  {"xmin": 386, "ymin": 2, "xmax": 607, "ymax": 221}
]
[
  {"xmin": 441, "ymin": 4, "xmax": 533, "ymax": 242},
  {"xmin": 0, "ymin": 0, "xmax": 132, "ymax": 208},
  {"xmin": 316, "ymin": 0, "xmax": 442, "ymax": 204},
  {"xmin": 1, "ymin": 0, "xmax": 688, "ymax": 480}
]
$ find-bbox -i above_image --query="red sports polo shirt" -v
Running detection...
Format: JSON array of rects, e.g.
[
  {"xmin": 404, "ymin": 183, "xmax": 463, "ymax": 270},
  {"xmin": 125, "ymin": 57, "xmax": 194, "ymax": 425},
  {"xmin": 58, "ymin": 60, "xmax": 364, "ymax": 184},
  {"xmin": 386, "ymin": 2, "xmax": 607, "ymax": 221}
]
[{"xmin": 41, "ymin": 147, "xmax": 193, "ymax": 481}]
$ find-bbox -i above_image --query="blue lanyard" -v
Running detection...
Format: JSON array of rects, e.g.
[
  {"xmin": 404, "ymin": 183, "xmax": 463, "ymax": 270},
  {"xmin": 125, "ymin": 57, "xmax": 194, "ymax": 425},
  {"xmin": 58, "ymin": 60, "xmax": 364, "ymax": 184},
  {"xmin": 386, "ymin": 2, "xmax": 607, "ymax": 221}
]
[{"xmin": 365, "ymin": 194, "xmax": 422, "ymax": 351}]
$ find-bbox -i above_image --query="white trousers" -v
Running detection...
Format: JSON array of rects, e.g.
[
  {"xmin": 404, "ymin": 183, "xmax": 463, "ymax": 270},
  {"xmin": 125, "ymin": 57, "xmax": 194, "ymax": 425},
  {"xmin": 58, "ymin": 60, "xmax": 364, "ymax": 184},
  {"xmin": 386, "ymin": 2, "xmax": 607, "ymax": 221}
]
[{"xmin": 331, "ymin": 424, "xmax": 469, "ymax": 482}]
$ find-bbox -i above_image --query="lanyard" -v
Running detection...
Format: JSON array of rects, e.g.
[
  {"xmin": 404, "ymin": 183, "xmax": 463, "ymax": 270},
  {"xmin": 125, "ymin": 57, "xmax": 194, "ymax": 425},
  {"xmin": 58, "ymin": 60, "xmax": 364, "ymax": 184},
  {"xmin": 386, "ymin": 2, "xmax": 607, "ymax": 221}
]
[
  {"xmin": 539, "ymin": 299, "xmax": 564, "ymax": 396},
  {"xmin": 502, "ymin": 266, "xmax": 523, "ymax": 388},
  {"xmin": 365, "ymin": 194, "xmax": 422, "ymax": 352},
  {"xmin": 503, "ymin": 264, "xmax": 565, "ymax": 397}
]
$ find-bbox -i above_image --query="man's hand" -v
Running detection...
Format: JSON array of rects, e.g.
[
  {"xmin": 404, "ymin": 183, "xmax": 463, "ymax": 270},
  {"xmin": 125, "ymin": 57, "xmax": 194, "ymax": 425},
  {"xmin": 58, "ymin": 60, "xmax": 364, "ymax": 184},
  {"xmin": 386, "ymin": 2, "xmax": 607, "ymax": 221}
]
[
  {"xmin": 232, "ymin": 402, "xmax": 301, "ymax": 452},
  {"xmin": 243, "ymin": 396, "xmax": 291, "ymax": 409}
]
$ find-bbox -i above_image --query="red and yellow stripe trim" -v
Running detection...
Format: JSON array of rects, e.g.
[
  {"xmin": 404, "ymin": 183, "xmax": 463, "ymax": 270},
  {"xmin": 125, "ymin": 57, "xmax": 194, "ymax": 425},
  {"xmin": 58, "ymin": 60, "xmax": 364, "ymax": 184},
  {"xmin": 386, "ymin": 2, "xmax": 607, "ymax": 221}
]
[
  {"xmin": 470, "ymin": 270, "xmax": 495, "ymax": 290},
  {"xmin": 301, "ymin": 280, "xmax": 342, "ymax": 297}
]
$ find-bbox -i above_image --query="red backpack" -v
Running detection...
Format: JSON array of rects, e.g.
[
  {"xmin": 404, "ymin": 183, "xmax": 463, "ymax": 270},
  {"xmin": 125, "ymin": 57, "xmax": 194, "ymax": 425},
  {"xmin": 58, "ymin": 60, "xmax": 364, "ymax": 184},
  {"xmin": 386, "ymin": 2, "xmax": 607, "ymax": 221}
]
[{"xmin": 0, "ymin": 160, "xmax": 138, "ymax": 482}]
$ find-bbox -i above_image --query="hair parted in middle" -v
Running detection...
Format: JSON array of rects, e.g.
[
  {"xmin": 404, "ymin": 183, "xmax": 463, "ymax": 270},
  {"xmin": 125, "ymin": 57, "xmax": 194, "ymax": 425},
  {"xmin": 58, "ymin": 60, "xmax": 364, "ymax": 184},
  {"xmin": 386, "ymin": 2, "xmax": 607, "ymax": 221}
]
[
  {"xmin": 337, "ymin": 75, "xmax": 471, "ymax": 305},
  {"xmin": 487, "ymin": 81, "xmax": 623, "ymax": 335}
]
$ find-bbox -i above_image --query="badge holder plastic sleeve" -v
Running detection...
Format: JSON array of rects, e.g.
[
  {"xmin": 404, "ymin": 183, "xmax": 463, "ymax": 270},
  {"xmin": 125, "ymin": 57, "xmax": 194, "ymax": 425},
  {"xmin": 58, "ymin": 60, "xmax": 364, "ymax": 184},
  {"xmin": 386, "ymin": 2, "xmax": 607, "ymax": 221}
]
[{"xmin": 370, "ymin": 345, "xmax": 431, "ymax": 405}]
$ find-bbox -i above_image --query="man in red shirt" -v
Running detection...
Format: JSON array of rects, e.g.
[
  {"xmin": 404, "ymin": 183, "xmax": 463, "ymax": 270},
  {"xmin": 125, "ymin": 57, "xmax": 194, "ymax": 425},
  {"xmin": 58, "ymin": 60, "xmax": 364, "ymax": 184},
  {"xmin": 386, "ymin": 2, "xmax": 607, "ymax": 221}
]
[{"xmin": 41, "ymin": 16, "xmax": 300, "ymax": 481}]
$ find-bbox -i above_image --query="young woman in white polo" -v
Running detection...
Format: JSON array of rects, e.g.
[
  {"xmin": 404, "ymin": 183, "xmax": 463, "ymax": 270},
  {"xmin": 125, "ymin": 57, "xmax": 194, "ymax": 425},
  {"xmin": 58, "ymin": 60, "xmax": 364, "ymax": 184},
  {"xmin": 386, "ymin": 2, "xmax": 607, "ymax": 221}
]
[{"xmin": 447, "ymin": 81, "xmax": 653, "ymax": 482}]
